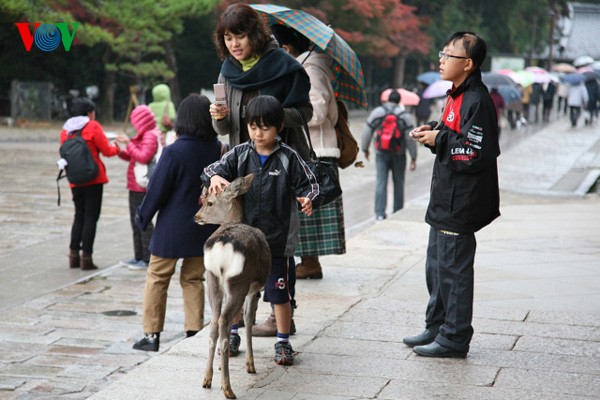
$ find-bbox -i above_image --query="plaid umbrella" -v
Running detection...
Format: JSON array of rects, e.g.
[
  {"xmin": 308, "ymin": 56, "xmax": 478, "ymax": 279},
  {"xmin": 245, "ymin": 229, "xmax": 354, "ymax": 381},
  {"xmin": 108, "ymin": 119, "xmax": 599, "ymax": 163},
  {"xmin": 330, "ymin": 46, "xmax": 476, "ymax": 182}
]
[{"xmin": 251, "ymin": 4, "xmax": 367, "ymax": 108}]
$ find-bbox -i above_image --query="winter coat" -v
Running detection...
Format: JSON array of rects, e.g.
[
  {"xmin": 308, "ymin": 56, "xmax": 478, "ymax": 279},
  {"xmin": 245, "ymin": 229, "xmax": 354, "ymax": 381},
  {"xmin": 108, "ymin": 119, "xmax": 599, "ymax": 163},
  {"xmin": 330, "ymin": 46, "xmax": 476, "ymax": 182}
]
[
  {"xmin": 59, "ymin": 117, "xmax": 120, "ymax": 188},
  {"xmin": 135, "ymin": 135, "xmax": 222, "ymax": 258},
  {"xmin": 567, "ymin": 83, "xmax": 589, "ymax": 107},
  {"xmin": 297, "ymin": 50, "xmax": 340, "ymax": 159},
  {"xmin": 425, "ymin": 70, "xmax": 500, "ymax": 233},
  {"xmin": 202, "ymin": 138, "xmax": 320, "ymax": 257},
  {"xmin": 213, "ymin": 39, "xmax": 313, "ymax": 160},
  {"xmin": 415, "ymin": 88, "xmax": 432, "ymax": 121},
  {"xmin": 360, "ymin": 102, "xmax": 417, "ymax": 161},
  {"xmin": 118, "ymin": 105, "xmax": 160, "ymax": 192},
  {"xmin": 148, "ymin": 84, "xmax": 176, "ymax": 134}
]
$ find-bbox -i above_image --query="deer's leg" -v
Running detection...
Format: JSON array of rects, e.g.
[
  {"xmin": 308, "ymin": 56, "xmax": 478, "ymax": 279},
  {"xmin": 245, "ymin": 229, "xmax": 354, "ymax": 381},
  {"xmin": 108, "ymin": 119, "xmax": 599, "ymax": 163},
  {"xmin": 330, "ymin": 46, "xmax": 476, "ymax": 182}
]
[
  {"xmin": 219, "ymin": 284, "xmax": 249, "ymax": 399},
  {"xmin": 243, "ymin": 289, "xmax": 260, "ymax": 373},
  {"xmin": 202, "ymin": 273, "xmax": 221, "ymax": 390}
]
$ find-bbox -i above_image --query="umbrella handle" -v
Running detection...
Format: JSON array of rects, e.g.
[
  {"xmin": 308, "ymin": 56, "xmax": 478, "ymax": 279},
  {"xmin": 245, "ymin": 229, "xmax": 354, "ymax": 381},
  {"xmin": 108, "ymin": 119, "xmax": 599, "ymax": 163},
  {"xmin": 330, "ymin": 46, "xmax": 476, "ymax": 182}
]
[{"xmin": 300, "ymin": 43, "xmax": 317, "ymax": 65}]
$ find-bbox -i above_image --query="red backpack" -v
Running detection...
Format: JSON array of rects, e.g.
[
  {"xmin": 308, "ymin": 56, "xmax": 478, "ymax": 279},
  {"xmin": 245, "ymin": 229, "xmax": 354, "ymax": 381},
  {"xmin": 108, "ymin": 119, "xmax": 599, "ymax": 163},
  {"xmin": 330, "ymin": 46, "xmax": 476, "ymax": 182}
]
[{"xmin": 374, "ymin": 107, "xmax": 407, "ymax": 152}]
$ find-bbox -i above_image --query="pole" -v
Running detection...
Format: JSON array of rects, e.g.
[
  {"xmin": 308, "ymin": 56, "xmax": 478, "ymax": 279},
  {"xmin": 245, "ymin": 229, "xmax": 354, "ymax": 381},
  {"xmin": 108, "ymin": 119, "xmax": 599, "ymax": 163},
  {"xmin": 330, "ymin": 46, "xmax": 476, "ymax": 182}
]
[{"xmin": 548, "ymin": 6, "xmax": 556, "ymax": 71}]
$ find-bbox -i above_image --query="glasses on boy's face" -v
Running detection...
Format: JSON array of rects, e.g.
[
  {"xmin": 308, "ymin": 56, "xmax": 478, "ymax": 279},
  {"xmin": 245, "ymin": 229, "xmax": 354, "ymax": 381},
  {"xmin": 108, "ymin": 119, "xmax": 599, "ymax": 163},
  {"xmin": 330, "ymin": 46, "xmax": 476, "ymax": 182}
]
[{"xmin": 438, "ymin": 51, "xmax": 470, "ymax": 61}]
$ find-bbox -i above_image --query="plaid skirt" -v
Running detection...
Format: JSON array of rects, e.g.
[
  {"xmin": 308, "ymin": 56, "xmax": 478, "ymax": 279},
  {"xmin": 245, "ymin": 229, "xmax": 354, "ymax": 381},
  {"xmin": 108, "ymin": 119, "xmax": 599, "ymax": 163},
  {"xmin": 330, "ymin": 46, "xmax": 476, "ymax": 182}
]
[{"xmin": 295, "ymin": 195, "xmax": 346, "ymax": 256}]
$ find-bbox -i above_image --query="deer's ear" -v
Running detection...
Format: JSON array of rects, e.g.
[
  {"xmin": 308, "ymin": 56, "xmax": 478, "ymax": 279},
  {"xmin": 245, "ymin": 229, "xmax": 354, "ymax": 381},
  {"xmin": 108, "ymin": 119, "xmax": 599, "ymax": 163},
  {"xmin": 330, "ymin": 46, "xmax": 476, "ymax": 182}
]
[
  {"xmin": 239, "ymin": 174, "xmax": 255, "ymax": 193},
  {"xmin": 228, "ymin": 174, "xmax": 254, "ymax": 197}
]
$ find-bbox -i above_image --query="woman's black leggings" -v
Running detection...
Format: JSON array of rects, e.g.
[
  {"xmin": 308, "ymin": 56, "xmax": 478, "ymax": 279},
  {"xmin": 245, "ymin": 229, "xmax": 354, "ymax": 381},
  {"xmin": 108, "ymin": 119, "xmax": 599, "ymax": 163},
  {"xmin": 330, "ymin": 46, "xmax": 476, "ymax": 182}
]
[{"xmin": 69, "ymin": 184, "xmax": 103, "ymax": 254}]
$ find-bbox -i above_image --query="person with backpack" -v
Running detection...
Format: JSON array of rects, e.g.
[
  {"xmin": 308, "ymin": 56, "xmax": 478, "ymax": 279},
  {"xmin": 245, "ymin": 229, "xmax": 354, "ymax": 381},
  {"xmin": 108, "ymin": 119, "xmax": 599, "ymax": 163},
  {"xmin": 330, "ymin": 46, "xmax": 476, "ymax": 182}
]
[
  {"xmin": 360, "ymin": 89, "xmax": 417, "ymax": 221},
  {"xmin": 59, "ymin": 98, "xmax": 121, "ymax": 270}
]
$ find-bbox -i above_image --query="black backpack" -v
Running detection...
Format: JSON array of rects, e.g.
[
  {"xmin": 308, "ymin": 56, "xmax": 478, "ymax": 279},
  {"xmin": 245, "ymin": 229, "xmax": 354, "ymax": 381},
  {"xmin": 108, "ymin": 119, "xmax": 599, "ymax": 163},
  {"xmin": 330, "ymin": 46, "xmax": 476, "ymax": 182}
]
[
  {"xmin": 373, "ymin": 106, "xmax": 408, "ymax": 152},
  {"xmin": 56, "ymin": 126, "xmax": 99, "ymax": 205}
]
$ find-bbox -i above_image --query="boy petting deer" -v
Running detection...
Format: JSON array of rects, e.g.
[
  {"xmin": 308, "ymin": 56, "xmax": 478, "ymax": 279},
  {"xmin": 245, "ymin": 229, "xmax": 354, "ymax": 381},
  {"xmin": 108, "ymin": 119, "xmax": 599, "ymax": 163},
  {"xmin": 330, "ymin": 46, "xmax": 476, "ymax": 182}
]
[{"xmin": 201, "ymin": 95, "xmax": 320, "ymax": 366}]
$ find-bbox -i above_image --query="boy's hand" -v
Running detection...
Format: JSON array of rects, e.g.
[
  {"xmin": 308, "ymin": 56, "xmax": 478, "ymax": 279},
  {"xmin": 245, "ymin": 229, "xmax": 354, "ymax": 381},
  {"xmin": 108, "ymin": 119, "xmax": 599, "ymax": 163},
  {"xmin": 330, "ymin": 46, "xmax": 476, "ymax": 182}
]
[
  {"xmin": 297, "ymin": 197, "xmax": 313, "ymax": 216},
  {"xmin": 209, "ymin": 175, "xmax": 229, "ymax": 194},
  {"xmin": 413, "ymin": 129, "xmax": 439, "ymax": 146}
]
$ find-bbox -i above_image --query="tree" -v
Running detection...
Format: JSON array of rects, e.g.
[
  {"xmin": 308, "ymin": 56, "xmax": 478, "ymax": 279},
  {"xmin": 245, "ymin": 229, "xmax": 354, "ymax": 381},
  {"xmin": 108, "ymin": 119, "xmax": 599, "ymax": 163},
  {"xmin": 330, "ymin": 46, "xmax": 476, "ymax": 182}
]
[
  {"xmin": 71, "ymin": 0, "xmax": 219, "ymax": 119},
  {"xmin": 247, "ymin": 0, "xmax": 429, "ymax": 93},
  {"xmin": 3, "ymin": 0, "xmax": 218, "ymax": 121}
]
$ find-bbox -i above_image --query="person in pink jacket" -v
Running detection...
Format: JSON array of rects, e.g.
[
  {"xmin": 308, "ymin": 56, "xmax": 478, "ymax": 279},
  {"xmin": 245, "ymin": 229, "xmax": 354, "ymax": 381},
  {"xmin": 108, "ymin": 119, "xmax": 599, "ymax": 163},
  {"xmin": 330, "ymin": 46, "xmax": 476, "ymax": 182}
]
[{"xmin": 116, "ymin": 105, "xmax": 160, "ymax": 269}]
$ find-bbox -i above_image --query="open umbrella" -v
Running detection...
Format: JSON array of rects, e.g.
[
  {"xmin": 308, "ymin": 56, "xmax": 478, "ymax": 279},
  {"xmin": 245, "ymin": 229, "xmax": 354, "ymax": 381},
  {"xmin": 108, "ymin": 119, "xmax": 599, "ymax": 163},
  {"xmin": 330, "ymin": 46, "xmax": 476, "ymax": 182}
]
[
  {"xmin": 416, "ymin": 71, "xmax": 440, "ymax": 85},
  {"xmin": 422, "ymin": 80, "xmax": 452, "ymax": 99},
  {"xmin": 577, "ymin": 66, "xmax": 600, "ymax": 81},
  {"xmin": 497, "ymin": 69, "xmax": 516, "ymax": 76},
  {"xmin": 509, "ymin": 70, "xmax": 535, "ymax": 87},
  {"xmin": 552, "ymin": 63, "xmax": 577, "ymax": 73},
  {"xmin": 525, "ymin": 66, "xmax": 548, "ymax": 74},
  {"xmin": 525, "ymin": 66, "xmax": 559, "ymax": 84},
  {"xmin": 561, "ymin": 73, "xmax": 586, "ymax": 85},
  {"xmin": 495, "ymin": 85, "xmax": 521, "ymax": 109},
  {"xmin": 573, "ymin": 55, "xmax": 594, "ymax": 68},
  {"xmin": 379, "ymin": 88, "xmax": 420, "ymax": 106},
  {"xmin": 482, "ymin": 72, "xmax": 515, "ymax": 87},
  {"xmin": 251, "ymin": 4, "xmax": 367, "ymax": 108},
  {"xmin": 496, "ymin": 85, "xmax": 520, "ymax": 102}
]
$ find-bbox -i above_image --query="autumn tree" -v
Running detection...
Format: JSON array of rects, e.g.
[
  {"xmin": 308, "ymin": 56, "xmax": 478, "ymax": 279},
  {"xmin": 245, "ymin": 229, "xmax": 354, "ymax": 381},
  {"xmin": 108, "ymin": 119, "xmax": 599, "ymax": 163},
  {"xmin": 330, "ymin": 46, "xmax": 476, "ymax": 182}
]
[{"xmin": 3, "ymin": 0, "xmax": 218, "ymax": 121}]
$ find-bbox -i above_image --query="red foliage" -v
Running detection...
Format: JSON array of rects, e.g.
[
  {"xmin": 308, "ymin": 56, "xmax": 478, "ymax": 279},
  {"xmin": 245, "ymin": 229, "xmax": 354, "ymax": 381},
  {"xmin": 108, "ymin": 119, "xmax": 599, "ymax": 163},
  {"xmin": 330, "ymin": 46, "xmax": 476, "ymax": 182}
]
[{"xmin": 338, "ymin": 0, "xmax": 429, "ymax": 59}]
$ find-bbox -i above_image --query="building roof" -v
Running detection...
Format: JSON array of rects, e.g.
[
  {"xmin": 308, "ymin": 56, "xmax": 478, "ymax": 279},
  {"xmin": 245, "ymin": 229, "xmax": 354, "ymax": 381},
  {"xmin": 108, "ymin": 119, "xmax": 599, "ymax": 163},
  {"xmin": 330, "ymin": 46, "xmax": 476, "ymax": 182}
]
[{"xmin": 555, "ymin": 2, "xmax": 600, "ymax": 61}]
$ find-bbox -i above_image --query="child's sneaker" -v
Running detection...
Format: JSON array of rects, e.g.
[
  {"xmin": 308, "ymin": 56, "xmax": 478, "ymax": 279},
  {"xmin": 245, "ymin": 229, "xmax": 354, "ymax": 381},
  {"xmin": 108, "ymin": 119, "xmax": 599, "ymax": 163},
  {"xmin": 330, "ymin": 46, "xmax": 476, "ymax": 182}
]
[
  {"xmin": 127, "ymin": 260, "xmax": 149, "ymax": 270},
  {"xmin": 274, "ymin": 341, "xmax": 294, "ymax": 365},
  {"xmin": 229, "ymin": 333, "xmax": 241, "ymax": 356},
  {"xmin": 132, "ymin": 333, "xmax": 159, "ymax": 352},
  {"xmin": 120, "ymin": 258, "xmax": 138, "ymax": 267}
]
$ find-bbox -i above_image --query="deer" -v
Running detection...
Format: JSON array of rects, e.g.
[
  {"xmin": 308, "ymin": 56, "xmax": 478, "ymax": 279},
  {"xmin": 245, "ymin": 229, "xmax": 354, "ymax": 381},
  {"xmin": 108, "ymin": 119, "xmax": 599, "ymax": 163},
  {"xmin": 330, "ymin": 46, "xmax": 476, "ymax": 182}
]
[{"xmin": 194, "ymin": 173, "xmax": 271, "ymax": 400}]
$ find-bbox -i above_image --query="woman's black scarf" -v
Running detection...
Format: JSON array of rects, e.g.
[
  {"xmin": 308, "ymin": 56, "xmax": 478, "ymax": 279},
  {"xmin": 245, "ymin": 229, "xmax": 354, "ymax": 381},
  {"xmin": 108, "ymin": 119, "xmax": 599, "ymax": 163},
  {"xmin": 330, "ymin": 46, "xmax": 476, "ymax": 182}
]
[{"xmin": 221, "ymin": 47, "xmax": 310, "ymax": 107}]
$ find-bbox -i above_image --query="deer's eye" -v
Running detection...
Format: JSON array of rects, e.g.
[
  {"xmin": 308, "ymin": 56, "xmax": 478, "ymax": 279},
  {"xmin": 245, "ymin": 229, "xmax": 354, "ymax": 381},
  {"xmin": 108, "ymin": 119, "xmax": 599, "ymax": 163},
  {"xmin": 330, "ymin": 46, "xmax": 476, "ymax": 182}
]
[{"xmin": 207, "ymin": 201, "xmax": 213, "ymax": 207}]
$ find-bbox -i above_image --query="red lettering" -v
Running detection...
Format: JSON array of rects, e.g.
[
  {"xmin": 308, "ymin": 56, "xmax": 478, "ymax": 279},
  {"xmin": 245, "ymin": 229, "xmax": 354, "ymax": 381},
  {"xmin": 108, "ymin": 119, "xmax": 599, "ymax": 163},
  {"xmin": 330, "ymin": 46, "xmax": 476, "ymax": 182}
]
[{"xmin": 15, "ymin": 22, "xmax": 41, "ymax": 51}]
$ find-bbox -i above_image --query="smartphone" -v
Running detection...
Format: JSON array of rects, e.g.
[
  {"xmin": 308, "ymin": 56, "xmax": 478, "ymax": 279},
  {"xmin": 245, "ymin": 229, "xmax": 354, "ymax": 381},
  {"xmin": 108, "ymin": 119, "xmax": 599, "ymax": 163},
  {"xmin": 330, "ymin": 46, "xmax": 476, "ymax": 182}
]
[{"xmin": 214, "ymin": 83, "xmax": 226, "ymax": 106}]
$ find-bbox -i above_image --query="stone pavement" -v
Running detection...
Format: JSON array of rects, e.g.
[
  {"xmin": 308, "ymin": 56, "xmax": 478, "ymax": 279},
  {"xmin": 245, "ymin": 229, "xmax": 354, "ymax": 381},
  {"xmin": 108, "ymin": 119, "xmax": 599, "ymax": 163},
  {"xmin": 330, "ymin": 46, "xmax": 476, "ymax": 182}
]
[{"xmin": 0, "ymin": 116, "xmax": 599, "ymax": 399}]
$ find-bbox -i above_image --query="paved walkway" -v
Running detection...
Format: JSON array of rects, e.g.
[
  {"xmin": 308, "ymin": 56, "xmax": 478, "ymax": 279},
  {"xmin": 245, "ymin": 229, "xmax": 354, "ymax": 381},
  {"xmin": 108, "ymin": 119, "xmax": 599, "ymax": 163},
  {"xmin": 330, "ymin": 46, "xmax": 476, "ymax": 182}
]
[{"xmin": 0, "ymin": 116, "xmax": 599, "ymax": 399}]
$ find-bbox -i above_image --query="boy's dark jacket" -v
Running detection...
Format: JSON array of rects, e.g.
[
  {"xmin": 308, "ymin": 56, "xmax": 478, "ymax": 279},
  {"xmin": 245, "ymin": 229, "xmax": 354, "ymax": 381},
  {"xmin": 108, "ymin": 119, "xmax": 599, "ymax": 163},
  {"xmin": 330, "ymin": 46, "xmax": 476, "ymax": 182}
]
[
  {"xmin": 202, "ymin": 138, "xmax": 320, "ymax": 257},
  {"xmin": 426, "ymin": 70, "xmax": 500, "ymax": 233}
]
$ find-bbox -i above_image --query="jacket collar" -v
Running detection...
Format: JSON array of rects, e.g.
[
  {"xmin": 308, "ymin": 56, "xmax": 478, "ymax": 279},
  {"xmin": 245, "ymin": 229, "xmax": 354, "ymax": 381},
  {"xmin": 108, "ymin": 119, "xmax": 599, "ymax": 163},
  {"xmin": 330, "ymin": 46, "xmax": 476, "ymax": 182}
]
[{"xmin": 449, "ymin": 70, "xmax": 483, "ymax": 99}]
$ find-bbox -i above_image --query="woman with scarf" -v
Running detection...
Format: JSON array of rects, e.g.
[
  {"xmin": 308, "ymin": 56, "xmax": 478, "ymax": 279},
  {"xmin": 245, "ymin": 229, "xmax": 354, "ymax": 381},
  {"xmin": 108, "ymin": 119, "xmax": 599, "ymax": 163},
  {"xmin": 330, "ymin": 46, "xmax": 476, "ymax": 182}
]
[
  {"xmin": 209, "ymin": 2, "xmax": 313, "ymax": 353},
  {"xmin": 209, "ymin": 3, "xmax": 312, "ymax": 160}
]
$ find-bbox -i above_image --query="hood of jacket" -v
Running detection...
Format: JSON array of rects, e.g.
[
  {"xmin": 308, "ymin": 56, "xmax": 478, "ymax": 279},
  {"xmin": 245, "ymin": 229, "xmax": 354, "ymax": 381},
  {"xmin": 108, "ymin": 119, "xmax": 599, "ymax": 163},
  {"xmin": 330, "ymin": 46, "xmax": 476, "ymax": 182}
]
[
  {"xmin": 151, "ymin": 84, "xmax": 171, "ymax": 102},
  {"xmin": 62, "ymin": 116, "xmax": 90, "ymax": 132},
  {"xmin": 130, "ymin": 105, "xmax": 156, "ymax": 133}
]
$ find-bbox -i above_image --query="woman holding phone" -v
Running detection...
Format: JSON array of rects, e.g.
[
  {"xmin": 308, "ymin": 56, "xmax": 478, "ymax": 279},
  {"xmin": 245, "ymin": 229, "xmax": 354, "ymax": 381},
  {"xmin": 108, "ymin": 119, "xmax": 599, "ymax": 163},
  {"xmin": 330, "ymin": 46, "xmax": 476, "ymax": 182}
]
[{"xmin": 209, "ymin": 2, "xmax": 313, "ymax": 160}]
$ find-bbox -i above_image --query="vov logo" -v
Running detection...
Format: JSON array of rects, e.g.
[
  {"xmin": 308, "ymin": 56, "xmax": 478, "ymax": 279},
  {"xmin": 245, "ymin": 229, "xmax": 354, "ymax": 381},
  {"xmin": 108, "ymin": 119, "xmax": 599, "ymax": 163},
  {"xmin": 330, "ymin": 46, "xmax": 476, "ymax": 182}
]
[{"xmin": 15, "ymin": 22, "xmax": 80, "ymax": 52}]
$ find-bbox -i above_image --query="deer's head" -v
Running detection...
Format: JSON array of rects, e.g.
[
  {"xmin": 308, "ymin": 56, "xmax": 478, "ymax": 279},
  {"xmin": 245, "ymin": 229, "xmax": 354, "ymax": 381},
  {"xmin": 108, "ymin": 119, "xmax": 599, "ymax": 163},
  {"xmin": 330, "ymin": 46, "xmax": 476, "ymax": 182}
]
[{"xmin": 195, "ymin": 174, "xmax": 255, "ymax": 225}]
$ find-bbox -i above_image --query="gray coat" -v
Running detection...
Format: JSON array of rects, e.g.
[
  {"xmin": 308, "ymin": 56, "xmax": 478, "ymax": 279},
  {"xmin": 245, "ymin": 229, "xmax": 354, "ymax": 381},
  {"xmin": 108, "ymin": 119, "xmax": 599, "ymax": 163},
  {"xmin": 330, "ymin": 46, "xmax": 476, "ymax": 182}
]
[{"xmin": 360, "ymin": 102, "xmax": 417, "ymax": 160}]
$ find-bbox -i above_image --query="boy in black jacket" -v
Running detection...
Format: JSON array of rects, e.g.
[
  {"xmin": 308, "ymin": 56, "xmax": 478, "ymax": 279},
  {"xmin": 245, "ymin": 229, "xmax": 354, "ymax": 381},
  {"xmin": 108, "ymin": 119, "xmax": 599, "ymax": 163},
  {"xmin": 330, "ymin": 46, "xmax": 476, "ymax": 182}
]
[
  {"xmin": 203, "ymin": 95, "xmax": 319, "ymax": 365},
  {"xmin": 405, "ymin": 32, "xmax": 500, "ymax": 358}
]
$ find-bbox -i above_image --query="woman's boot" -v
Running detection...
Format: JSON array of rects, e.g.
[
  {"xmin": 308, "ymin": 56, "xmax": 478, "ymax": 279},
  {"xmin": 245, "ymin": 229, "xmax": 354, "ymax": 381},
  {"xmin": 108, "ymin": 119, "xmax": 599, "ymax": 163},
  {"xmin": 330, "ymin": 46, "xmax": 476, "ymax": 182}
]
[
  {"xmin": 296, "ymin": 256, "xmax": 323, "ymax": 279},
  {"xmin": 252, "ymin": 309, "xmax": 277, "ymax": 337},
  {"xmin": 80, "ymin": 252, "xmax": 98, "ymax": 270},
  {"xmin": 69, "ymin": 249, "xmax": 80, "ymax": 269},
  {"xmin": 252, "ymin": 307, "xmax": 296, "ymax": 337}
]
